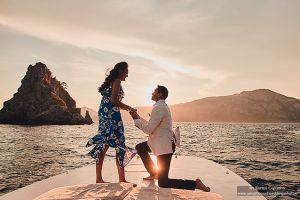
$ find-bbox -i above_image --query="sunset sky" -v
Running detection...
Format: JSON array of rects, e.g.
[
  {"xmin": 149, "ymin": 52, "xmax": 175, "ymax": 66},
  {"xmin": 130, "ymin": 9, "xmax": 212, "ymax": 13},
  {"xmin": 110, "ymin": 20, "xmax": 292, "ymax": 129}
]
[{"xmin": 0, "ymin": 0, "xmax": 299, "ymax": 110}]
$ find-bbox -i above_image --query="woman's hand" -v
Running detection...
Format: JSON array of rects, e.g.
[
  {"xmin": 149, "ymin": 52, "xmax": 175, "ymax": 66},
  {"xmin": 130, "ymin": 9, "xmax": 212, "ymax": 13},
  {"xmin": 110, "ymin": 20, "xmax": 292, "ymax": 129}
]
[{"xmin": 128, "ymin": 107, "xmax": 137, "ymax": 113}]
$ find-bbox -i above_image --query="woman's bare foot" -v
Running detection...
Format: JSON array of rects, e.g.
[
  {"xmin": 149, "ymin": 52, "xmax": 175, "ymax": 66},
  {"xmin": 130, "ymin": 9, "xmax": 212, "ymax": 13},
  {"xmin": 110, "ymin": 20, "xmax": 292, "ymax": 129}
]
[
  {"xmin": 96, "ymin": 179, "xmax": 109, "ymax": 183},
  {"xmin": 120, "ymin": 180, "xmax": 137, "ymax": 187},
  {"xmin": 143, "ymin": 174, "xmax": 158, "ymax": 180},
  {"xmin": 195, "ymin": 178, "xmax": 210, "ymax": 192}
]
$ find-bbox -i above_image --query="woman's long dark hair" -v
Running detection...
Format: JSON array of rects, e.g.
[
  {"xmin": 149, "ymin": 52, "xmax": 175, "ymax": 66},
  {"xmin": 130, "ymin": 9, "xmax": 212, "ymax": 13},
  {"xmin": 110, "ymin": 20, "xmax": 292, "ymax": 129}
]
[{"xmin": 98, "ymin": 62, "xmax": 128, "ymax": 93}]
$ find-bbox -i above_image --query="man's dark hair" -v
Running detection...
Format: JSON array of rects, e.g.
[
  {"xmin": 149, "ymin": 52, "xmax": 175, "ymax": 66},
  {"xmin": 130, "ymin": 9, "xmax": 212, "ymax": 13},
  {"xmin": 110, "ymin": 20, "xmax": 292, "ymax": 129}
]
[{"xmin": 157, "ymin": 85, "xmax": 168, "ymax": 100}]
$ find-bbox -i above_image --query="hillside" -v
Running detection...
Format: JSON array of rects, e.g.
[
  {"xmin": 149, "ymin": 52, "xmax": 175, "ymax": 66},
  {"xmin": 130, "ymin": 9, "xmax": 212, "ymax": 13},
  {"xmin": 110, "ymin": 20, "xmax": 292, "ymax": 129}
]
[{"xmin": 122, "ymin": 89, "xmax": 300, "ymax": 122}]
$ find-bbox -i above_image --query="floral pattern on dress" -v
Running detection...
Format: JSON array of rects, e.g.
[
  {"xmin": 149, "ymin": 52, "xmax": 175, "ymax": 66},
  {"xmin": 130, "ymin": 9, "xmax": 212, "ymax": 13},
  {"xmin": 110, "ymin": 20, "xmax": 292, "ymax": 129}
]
[{"xmin": 86, "ymin": 85, "xmax": 136, "ymax": 167}]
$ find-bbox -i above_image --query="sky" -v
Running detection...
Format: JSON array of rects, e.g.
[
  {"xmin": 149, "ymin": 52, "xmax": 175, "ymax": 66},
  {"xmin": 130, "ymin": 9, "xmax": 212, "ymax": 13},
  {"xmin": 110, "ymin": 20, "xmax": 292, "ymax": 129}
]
[{"xmin": 0, "ymin": 0, "xmax": 299, "ymax": 110}]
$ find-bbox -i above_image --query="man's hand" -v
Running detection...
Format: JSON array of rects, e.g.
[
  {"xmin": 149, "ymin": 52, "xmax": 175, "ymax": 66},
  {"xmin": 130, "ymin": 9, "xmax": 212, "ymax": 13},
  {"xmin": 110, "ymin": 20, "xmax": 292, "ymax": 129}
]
[{"xmin": 129, "ymin": 110, "xmax": 140, "ymax": 120}]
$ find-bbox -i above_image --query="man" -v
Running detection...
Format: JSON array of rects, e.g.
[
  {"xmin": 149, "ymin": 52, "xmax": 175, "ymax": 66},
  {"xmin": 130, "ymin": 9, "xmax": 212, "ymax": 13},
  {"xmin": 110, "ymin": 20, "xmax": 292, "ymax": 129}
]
[{"xmin": 130, "ymin": 85, "xmax": 210, "ymax": 191}]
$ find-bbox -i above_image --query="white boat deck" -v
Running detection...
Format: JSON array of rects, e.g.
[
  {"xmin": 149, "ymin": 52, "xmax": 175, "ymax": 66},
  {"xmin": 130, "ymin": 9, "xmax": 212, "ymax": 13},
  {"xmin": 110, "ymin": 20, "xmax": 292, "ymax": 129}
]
[{"xmin": 0, "ymin": 156, "xmax": 266, "ymax": 200}]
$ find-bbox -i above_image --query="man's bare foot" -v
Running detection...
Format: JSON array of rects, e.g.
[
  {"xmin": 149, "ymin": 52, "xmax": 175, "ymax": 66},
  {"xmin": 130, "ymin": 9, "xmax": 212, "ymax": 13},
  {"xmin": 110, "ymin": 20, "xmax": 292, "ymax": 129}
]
[
  {"xmin": 143, "ymin": 174, "xmax": 158, "ymax": 180},
  {"xmin": 195, "ymin": 178, "xmax": 210, "ymax": 192}
]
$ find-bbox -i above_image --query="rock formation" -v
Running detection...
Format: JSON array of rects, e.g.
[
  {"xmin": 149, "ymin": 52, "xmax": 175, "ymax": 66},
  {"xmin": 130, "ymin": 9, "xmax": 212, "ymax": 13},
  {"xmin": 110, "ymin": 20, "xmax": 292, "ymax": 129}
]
[
  {"xmin": 81, "ymin": 107, "xmax": 98, "ymax": 122},
  {"xmin": 84, "ymin": 110, "xmax": 93, "ymax": 124},
  {"xmin": 0, "ymin": 62, "xmax": 93, "ymax": 125}
]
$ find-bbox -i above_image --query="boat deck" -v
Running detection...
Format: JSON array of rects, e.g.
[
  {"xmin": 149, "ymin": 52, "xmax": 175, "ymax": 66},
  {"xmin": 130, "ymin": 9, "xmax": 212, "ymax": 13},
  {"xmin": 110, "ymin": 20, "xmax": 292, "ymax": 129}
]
[{"xmin": 0, "ymin": 156, "xmax": 266, "ymax": 200}]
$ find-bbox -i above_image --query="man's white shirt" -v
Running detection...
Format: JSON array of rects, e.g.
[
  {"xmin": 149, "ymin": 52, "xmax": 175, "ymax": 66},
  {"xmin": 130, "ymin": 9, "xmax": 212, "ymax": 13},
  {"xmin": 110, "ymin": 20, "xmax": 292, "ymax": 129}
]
[{"xmin": 134, "ymin": 100, "xmax": 174, "ymax": 156}]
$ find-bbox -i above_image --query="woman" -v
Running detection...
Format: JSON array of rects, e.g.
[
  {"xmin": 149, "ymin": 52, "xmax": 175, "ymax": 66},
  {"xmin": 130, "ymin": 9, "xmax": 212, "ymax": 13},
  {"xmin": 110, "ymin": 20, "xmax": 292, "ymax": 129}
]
[{"xmin": 86, "ymin": 62, "xmax": 136, "ymax": 183}]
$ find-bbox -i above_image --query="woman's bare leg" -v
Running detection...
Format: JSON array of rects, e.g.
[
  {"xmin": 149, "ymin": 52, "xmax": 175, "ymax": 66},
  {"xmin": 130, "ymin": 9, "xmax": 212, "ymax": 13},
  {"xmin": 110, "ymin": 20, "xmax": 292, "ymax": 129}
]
[
  {"xmin": 96, "ymin": 144, "xmax": 109, "ymax": 183},
  {"xmin": 116, "ymin": 160, "xmax": 127, "ymax": 182},
  {"xmin": 116, "ymin": 161, "xmax": 137, "ymax": 187}
]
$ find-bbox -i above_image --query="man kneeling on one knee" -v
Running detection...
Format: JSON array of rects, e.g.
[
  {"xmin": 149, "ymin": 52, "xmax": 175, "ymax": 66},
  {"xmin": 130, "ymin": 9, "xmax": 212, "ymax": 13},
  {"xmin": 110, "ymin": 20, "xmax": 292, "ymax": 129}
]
[{"xmin": 129, "ymin": 85, "xmax": 210, "ymax": 192}]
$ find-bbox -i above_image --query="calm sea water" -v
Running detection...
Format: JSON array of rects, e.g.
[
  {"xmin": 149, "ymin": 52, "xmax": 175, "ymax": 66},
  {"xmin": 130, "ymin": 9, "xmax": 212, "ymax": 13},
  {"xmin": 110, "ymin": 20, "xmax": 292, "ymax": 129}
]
[{"xmin": 0, "ymin": 122, "xmax": 299, "ymax": 199}]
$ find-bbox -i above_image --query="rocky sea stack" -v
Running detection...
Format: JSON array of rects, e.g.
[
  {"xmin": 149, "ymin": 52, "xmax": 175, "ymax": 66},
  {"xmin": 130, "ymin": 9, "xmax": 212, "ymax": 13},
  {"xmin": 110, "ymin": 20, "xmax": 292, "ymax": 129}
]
[{"xmin": 0, "ymin": 62, "xmax": 93, "ymax": 125}]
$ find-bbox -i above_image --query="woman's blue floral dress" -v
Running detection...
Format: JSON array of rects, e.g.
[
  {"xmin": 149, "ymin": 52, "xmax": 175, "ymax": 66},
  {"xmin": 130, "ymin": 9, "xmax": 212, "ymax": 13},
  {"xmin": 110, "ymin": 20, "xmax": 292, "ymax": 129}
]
[{"xmin": 86, "ymin": 85, "xmax": 136, "ymax": 167}]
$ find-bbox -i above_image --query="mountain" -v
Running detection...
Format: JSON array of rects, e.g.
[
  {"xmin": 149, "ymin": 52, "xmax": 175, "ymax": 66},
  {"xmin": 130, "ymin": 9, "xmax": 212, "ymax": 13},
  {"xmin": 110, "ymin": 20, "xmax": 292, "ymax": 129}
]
[
  {"xmin": 0, "ymin": 62, "xmax": 93, "ymax": 125},
  {"xmin": 170, "ymin": 89, "xmax": 300, "ymax": 122},
  {"xmin": 122, "ymin": 89, "xmax": 300, "ymax": 123}
]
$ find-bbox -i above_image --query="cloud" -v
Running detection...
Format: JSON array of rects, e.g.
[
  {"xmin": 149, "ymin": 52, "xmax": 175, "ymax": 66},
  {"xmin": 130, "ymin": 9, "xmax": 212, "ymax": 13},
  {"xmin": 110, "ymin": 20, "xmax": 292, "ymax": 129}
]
[
  {"xmin": 0, "ymin": 1, "xmax": 227, "ymax": 74},
  {"xmin": 1, "ymin": 0, "xmax": 300, "ymax": 108},
  {"xmin": 0, "ymin": 25, "xmax": 215, "ymax": 109}
]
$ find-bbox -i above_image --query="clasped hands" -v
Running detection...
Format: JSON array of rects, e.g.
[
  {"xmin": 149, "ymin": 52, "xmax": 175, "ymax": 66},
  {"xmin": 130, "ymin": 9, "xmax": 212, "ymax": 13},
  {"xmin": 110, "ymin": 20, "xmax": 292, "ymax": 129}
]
[{"xmin": 129, "ymin": 108, "xmax": 139, "ymax": 120}]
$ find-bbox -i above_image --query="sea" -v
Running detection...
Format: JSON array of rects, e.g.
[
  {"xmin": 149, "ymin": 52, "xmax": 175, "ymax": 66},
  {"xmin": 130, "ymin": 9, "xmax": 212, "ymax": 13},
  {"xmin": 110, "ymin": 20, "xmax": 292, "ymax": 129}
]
[{"xmin": 0, "ymin": 122, "xmax": 299, "ymax": 200}]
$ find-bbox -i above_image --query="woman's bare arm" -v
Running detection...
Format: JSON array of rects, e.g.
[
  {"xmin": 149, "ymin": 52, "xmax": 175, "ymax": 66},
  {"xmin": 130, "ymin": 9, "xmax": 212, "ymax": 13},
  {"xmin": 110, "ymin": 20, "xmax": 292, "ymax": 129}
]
[{"xmin": 111, "ymin": 79, "xmax": 134, "ymax": 111}]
